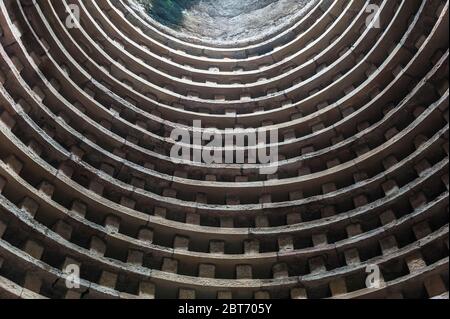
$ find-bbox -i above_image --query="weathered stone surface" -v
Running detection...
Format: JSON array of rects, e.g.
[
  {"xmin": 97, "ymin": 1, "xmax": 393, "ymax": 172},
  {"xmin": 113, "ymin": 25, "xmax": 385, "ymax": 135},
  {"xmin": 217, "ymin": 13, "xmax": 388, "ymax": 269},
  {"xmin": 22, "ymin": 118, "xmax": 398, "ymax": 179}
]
[{"xmin": 0, "ymin": 0, "xmax": 447, "ymax": 301}]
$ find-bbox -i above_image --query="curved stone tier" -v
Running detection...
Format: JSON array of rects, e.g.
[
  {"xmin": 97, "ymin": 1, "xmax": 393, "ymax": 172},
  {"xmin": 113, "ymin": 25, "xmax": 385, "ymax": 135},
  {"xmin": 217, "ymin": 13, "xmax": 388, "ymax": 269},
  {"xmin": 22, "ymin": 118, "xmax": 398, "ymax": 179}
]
[{"xmin": 0, "ymin": 0, "xmax": 448, "ymax": 299}]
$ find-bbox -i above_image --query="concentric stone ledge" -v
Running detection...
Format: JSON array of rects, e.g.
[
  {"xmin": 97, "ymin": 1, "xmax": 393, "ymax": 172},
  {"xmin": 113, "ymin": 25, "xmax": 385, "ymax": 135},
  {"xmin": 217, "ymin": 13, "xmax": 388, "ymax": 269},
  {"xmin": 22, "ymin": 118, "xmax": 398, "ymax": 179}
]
[{"xmin": 0, "ymin": 0, "xmax": 448, "ymax": 299}]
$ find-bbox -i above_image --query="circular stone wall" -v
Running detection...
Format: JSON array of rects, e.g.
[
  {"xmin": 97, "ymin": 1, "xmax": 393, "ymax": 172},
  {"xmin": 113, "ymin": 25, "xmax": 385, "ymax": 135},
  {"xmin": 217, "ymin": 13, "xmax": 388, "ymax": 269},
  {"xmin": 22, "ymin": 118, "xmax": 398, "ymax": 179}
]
[{"xmin": 0, "ymin": 0, "xmax": 448, "ymax": 301}]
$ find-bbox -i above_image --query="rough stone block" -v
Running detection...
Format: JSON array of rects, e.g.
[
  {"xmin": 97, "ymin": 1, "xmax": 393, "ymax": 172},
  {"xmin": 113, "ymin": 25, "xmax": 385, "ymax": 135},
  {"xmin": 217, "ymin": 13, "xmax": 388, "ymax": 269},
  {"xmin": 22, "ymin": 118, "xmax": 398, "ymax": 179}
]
[
  {"xmin": 139, "ymin": 282, "xmax": 155, "ymax": 299},
  {"xmin": 162, "ymin": 258, "xmax": 178, "ymax": 273},
  {"xmin": 384, "ymin": 127, "xmax": 399, "ymax": 140},
  {"xmin": 209, "ymin": 241, "xmax": 225, "ymax": 254},
  {"xmin": 0, "ymin": 176, "xmax": 6, "ymax": 193},
  {"xmin": 322, "ymin": 183, "xmax": 337, "ymax": 194},
  {"xmin": 90, "ymin": 236, "xmax": 106, "ymax": 256},
  {"xmin": 217, "ymin": 291, "xmax": 232, "ymax": 299},
  {"xmin": 198, "ymin": 264, "xmax": 215, "ymax": 278},
  {"xmin": 23, "ymin": 240, "xmax": 44, "ymax": 259},
  {"xmin": 174, "ymin": 236, "xmax": 189, "ymax": 250},
  {"xmin": 278, "ymin": 235, "xmax": 294, "ymax": 251},
  {"xmin": 326, "ymin": 158, "xmax": 340, "ymax": 168},
  {"xmin": 205, "ymin": 175, "xmax": 217, "ymax": 181},
  {"xmin": 53, "ymin": 220, "xmax": 73, "ymax": 240},
  {"xmin": 443, "ymin": 142, "xmax": 449, "ymax": 156},
  {"xmin": 413, "ymin": 222, "xmax": 432, "ymax": 240},
  {"xmin": 424, "ymin": 275, "xmax": 447, "ymax": 297},
  {"xmin": 173, "ymin": 170, "xmax": 188, "ymax": 178},
  {"xmin": 89, "ymin": 181, "xmax": 104, "ymax": 195},
  {"xmin": 414, "ymin": 135, "xmax": 428, "ymax": 149},
  {"xmin": 379, "ymin": 210, "xmax": 396, "ymax": 226},
  {"xmin": 308, "ymin": 256, "xmax": 326, "ymax": 274},
  {"xmin": 353, "ymin": 172, "xmax": 369, "ymax": 183},
  {"xmin": 70, "ymin": 146, "xmax": 85, "ymax": 160},
  {"xmin": 386, "ymin": 292, "xmax": 404, "ymax": 299},
  {"xmin": 286, "ymin": 212, "xmax": 302, "ymax": 225},
  {"xmin": 254, "ymin": 291, "xmax": 270, "ymax": 299},
  {"xmin": 298, "ymin": 166, "xmax": 311, "ymax": 176},
  {"xmin": 220, "ymin": 216, "xmax": 234, "ymax": 228},
  {"xmin": 154, "ymin": 207, "xmax": 167, "ymax": 218},
  {"xmin": 19, "ymin": 197, "xmax": 39, "ymax": 217},
  {"xmin": 130, "ymin": 177, "xmax": 145, "ymax": 189},
  {"xmin": 382, "ymin": 180, "xmax": 399, "ymax": 196},
  {"xmin": 99, "ymin": 271, "xmax": 117, "ymax": 288},
  {"xmin": 414, "ymin": 35, "xmax": 427, "ymax": 49},
  {"xmin": 255, "ymin": 215, "xmax": 269, "ymax": 228},
  {"xmin": 379, "ymin": 236, "xmax": 398, "ymax": 255},
  {"xmin": 321, "ymin": 206, "xmax": 336, "ymax": 218},
  {"xmin": 331, "ymin": 134, "xmax": 344, "ymax": 145},
  {"xmin": 138, "ymin": 228, "xmax": 153, "ymax": 243},
  {"xmin": 0, "ymin": 70, "xmax": 5, "ymax": 85},
  {"xmin": 83, "ymin": 87, "xmax": 95, "ymax": 98},
  {"xmin": 5, "ymin": 155, "xmax": 23, "ymax": 173},
  {"xmin": 38, "ymin": 181, "xmax": 55, "ymax": 198},
  {"xmin": 11, "ymin": 56, "xmax": 24, "ymax": 73},
  {"xmin": 58, "ymin": 163, "xmax": 74, "ymax": 178},
  {"xmin": 353, "ymin": 195, "xmax": 368, "ymax": 208},
  {"xmin": 330, "ymin": 278, "xmax": 347, "ymax": 296},
  {"xmin": 414, "ymin": 159, "xmax": 431, "ymax": 177},
  {"xmin": 357, "ymin": 121, "xmax": 370, "ymax": 132},
  {"xmin": 163, "ymin": 188, "xmax": 177, "ymax": 198},
  {"xmin": 405, "ymin": 252, "xmax": 426, "ymax": 273},
  {"xmin": 0, "ymin": 111, "xmax": 15, "ymax": 129},
  {"xmin": 382, "ymin": 155, "xmax": 398, "ymax": 170},
  {"xmin": 71, "ymin": 201, "xmax": 87, "ymax": 218},
  {"xmin": 244, "ymin": 240, "xmax": 259, "ymax": 254},
  {"xmin": 259, "ymin": 194, "xmax": 271, "ymax": 204},
  {"xmin": 120, "ymin": 197, "xmax": 136, "ymax": 209},
  {"xmin": 355, "ymin": 145, "xmax": 371, "ymax": 156},
  {"xmin": 283, "ymin": 130, "xmax": 296, "ymax": 141},
  {"xmin": 290, "ymin": 288, "xmax": 307, "ymax": 299},
  {"xmin": 409, "ymin": 192, "xmax": 427, "ymax": 209},
  {"xmin": 272, "ymin": 263, "xmax": 289, "ymax": 279},
  {"xmin": 236, "ymin": 265, "xmax": 252, "ymax": 279},
  {"xmin": 195, "ymin": 193, "xmax": 207, "ymax": 204},
  {"xmin": 127, "ymin": 250, "xmax": 144, "ymax": 266},
  {"xmin": 104, "ymin": 215, "xmax": 120, "ymax": 233},
  {"xmin": 179, "ymin": 289, "xmax": 196, "ymax": 299},
  {"xmin": 186, "ymin": 213, "xmax": 201, "ymax": 225},
  {"xmin": 23, "ymin": 273, "xmax": 42, "ymax": 293},
  {"xmin": 346, "ymin": 224, "xmax": 362, "ymax": 238},
  {"xmin": 32, "ymin": 85, "xmax": 46, "ymax": 102},
  {"xmin": 226, "ymin": 195, "xmax": 240, "ymax": 205},
  {"xmin": 344, "ymin": 248, "xmax": 360, "ymax": 266},
  {"xmin": 65, "ymin": 291, "xmax": 82, "ymax": 299},
  {"xmin": 311, "ymin": 232, "xmax": 327, "ymax": 246},
  {"xmin": 0, "ymin": 219, "xmax": 6, "ymax": 238},
  {"xmin": 441, "ymin": 174, "xmax": 449, "ymax": 190}
]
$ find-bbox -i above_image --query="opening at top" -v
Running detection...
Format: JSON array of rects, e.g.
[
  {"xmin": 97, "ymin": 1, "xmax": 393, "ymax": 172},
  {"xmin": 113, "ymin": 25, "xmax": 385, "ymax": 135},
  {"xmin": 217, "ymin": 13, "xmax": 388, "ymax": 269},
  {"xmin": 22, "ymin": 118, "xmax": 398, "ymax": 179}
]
[{"xmin": 133, "ymin": 0, "xmax": 317, "ymax": 46}]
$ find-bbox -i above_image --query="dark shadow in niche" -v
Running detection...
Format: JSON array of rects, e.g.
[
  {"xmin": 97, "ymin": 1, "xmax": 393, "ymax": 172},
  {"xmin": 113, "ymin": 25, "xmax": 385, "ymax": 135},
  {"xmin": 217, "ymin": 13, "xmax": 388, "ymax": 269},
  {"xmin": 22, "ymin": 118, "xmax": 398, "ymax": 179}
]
[{"xmin": 137, "ymin": 0, "xmax": 200, "ymax": 28}]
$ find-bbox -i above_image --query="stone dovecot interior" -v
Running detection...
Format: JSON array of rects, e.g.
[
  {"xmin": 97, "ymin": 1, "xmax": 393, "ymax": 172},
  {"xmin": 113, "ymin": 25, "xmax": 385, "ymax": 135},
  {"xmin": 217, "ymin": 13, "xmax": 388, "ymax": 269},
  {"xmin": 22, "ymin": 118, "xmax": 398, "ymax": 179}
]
[{"xmin": 0, "ymin": 0, "xmax": 448, "ymax": 300}]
